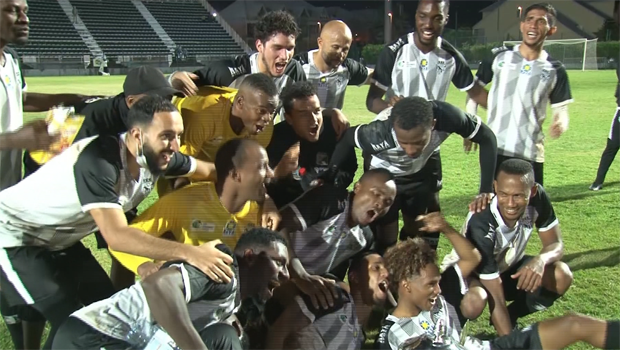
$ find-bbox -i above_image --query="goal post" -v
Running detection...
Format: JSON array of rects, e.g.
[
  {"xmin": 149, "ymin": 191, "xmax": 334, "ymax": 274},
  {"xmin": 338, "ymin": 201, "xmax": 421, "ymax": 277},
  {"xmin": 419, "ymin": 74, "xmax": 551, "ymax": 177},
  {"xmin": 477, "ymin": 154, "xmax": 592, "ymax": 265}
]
[{"xmin": 503, "ymin": 38, "xmax": 598, "ymax": 70}]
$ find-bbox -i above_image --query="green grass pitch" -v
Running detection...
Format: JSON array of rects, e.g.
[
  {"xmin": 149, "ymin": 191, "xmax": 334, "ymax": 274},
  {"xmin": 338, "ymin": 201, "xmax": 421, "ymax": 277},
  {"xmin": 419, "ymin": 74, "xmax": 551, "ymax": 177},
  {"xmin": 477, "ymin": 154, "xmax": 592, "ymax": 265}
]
[{"xmin": 0, "ymin": 71, "xmax": 618, "ymax": 349}]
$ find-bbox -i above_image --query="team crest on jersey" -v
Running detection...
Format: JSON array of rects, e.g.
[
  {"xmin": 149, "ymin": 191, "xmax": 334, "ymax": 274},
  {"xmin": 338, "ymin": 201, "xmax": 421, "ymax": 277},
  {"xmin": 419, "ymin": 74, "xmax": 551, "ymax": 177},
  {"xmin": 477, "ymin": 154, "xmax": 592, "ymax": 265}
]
[
  {"xmin": 541, "ymin": 69, "xmax": 551, "ymax": 81},
  {"xmin": 436, "ymin": 60, "xmax": 446, "ymax": 73},
  {"xmin": 420, "ymin": 320, "xmax": 434, "ymax": 334},
  {"xmin": 420, "ymin": 58, "xmax": 429, "ymax": 71},
  {"xmin": 3, "ymin": 75, "xmax": 11, "ymax": 87},
  {"xmin": 223, "ymin": 220, "xmax": 237, "ymax": 236},
  {"xmin": 319, "ymin": 76, "xmax": 328, "ymax": 88},
  {"xmin": 521, "ymin": 63, "xmax": 532, "ymax": 75},
  {"xmin": 190, "ymin": 220, "xmax": 216, "ymax": 232}
]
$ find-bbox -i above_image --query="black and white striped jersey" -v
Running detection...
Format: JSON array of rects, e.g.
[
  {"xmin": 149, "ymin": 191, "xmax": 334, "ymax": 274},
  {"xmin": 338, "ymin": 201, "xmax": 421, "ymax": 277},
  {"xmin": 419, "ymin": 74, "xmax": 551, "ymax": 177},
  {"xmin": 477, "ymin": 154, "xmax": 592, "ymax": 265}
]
[
  {"xmin": 372, "ymin": 34, "xmax": 474, "ymax": 102},
  {"xmin": 295, "ymin": 50, "xmax": 369, "ymax": 109},
  {"xmin": 476, "ymin": 44, "xmax": 573, "ymax": 162}
]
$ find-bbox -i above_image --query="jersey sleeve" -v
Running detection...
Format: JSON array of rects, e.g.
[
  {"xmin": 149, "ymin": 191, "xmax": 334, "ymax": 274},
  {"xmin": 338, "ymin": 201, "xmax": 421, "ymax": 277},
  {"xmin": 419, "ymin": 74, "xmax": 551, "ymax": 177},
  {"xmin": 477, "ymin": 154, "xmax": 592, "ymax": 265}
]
[
  {"xmin": 344, "ymin": 58, "xmax": 370, "ymax": 86},
  {"xmin": 549, "ymin": 64, "xmax": 573, "ymax": 108},
  {"xmin": 352, "ymin": 117, "xmax": 396, "ymax": 154},
  {"xmin": 465, "ymin": 213, "xmax": 499, "ymax": 280},
  {"xmin": 74, "ymin": 137, "xmax": 122, "ymax": 212},
  {"xmin": 448, "ymin": 48, "xmax": 475, "ymax": 91},
  {"xmin": 371, "ymin": 36, "xmax": 407, "ymax": 91},
  {"xmin": 164, "ymin": 244, "xmax": 236, "ymax": 302},
  {"xmin": 163, "ymin": 152, "xmax": 197, "ymax": 178},
  {"xmin": 475, "ymin": 58, "xmax": 494, "ymax": 86},
  {"xmin": 284, "ymin": 184, "xmax": 349, "ymax": 231},
  {"xmin": 109, "ymin": 199, "xmax": 180, "ymax": 274},
  {"xmin": 284, "ymin": 59, "xmax": 307, "ymax": 82},
  {"xmin": 192, "ymin": 59, "xmax": 237, "ymax": 87},
  {"xmin": 532, "ymin": 185, "xmax": 559, "ymax": 232}
]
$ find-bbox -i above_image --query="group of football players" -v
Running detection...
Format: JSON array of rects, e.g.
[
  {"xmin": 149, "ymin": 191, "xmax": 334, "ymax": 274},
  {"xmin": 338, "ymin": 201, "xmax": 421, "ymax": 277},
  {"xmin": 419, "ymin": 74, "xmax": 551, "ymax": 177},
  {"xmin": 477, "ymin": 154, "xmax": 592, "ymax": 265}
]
[{"xmin": 0, "ymin": 0, "xmax": 618, "ymax": 349}]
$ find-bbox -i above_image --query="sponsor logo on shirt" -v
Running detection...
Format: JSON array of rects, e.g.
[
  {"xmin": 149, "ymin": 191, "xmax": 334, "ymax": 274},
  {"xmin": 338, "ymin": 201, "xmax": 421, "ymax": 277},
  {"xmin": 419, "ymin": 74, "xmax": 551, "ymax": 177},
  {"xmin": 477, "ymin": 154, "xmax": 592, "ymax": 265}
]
[
  {"xmin": 436, "ymin": 60, "xmax": 446, "ymax": 73},
  {"xmin": 190, "ymin": 219, "xmax": 216, "ymax": 232},
  {"xmin": 223, "ymin": 220, "xmax": 237, "ymax": 236},
  {"xmin": 370, "ymin": 140, "xmax": 391, "ymax": 152},
  {"xmin": 521, "ymin": 63, "xmax": 532, "ymax": 75},
  {"xmin": 541, "ymin": 69, "xmax": 551, "ymax": 81}
]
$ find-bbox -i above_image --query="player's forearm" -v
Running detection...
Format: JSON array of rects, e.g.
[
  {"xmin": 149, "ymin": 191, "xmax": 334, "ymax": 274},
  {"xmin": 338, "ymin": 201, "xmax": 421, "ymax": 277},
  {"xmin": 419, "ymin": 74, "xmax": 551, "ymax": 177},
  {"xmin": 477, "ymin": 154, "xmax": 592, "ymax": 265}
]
[
  {"xmin": 367, "ymin": 97, "xmax": 389, "ymax": 114},
  {"xmin": 538, "ymin": 241, "xmax": 564, "ymax": 265},
  {"xmin": 473, "ymin": 124, "xmax": 498, "ymax": 193},
  {"xmin": 467, "ymin": 84, "xmax": 488, "ymax": 109},
  {"xmin": 23, "ymin": 92, "xmax": 87, "ymax": 112},
  {"xmin": 325, "ymin": 129, "xmax": 356, "ymax": 175},
  {"xmin": 104, "ymin": 226, "xmax": 195, "ymax": 264},
  {"xmin": 0, "ymin": 132, "xmax": 18, "ymax": 150},
  {"xmin": 142, "ymin": 272, "xmax": 207, "ymax": 350},
  {"xmin": 442, "ymin": 227, "xmax": 481, "ymax": 278},
  {"xmin": 190, "ymin": 160, "xmax": 216, "ymax": 182}
]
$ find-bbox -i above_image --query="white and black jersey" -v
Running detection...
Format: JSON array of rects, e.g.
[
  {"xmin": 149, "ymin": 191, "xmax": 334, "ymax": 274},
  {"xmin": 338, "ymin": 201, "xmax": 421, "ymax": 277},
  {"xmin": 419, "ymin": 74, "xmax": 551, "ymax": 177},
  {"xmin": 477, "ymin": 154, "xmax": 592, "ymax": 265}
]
[
  {"xmin": 441, "ymin": 185, "xmax": 558, "ymax": 280},
  {"xmin": 294, "ymin": 50, "xmax": 369, "ymax": 109},
  {"xmin": 476, "ymin": 44, "xmax": 573, "ymax": 162},
  {"xmin": 71, "ymin": 244, "xmax": 240, "ymax": 344},
  {"xmin": 327, "ymin": 101, "xmax": 497, "ymax": 193},
  {"xmin": 283, "ymin": 185, "xmax": 374, "ymax": 276},
  {"xmin": 0, "ymin": 47, "xmax": 27, "ymax": 190},
  {"xmin": 0, "ymin": 134, "xmax": 196, "ymax": 250},
  {"xmin": 374, "ymin": 295, "xmax": 474, "ymax": 350},
  {"xmin": 293, "ymin": 283, "xmax": 364, "ymax": 350},
  {"xmin": 372, "ymin": 34, "xmax": 474, "ymax": 102}
]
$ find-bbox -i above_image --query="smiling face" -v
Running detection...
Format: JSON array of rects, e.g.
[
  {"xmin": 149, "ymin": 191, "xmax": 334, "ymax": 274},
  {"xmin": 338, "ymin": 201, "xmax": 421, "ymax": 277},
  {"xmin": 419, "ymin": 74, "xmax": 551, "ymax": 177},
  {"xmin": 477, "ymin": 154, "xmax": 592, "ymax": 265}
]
[
  {"xmin": 134, "ymin": 110, "xmax": 184, "ymax": 176},
  {"xmin": 256, "ymin": 33, "xmax": 296, "ymax": 77},
  {"xmin": 401, "ymin": 263, "xmax": 442, "ymax": 313},
  {"xmin": 494, "ymin": 171, "xmax": 536, "ymax": 227},
  {"xmin": 317, "ymin": 24, "xmax": 352, "ymax": 70},
  {"xmin": 520, "ymin": 8, "xmax": 556, "ymax": 48},
  {"xmin": 415, "ymin": 0, "xmax": 448, "ymax": 50},
  {"xmin": 0, "ymin": 0, "xmax": 29, "ymax": 47}
]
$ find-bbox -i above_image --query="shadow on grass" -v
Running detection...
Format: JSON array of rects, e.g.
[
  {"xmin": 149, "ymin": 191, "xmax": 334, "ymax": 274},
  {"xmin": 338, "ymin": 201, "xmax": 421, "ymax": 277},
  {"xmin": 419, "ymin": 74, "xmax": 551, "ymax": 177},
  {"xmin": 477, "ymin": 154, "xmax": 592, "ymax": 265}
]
[{"xmin": 563, "ymin": 246, "xmax": 620, "ymax": 272}]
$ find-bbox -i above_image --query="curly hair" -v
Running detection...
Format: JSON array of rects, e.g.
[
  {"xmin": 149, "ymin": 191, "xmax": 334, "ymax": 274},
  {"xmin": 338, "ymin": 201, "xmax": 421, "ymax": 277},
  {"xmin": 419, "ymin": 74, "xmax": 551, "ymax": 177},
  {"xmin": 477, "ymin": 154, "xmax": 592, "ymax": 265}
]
[
  {"xmin": 255, "ymin": 10, "xmax": 301, "ymax": 43},
  {"xmin": 384, "ymin": 238, "xmax": 437, "ymax": 293}
]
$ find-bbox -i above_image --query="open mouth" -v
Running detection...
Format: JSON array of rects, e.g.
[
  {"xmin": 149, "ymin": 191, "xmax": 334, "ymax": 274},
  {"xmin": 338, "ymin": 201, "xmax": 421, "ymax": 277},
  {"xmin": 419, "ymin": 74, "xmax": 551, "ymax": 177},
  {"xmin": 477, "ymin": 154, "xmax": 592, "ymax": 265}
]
[
  {"xmin": 421, "ymin": 29, "xmax": 434, "ymax": 40},
  {"xmin": 379, "ymin": 280, "xmax": 397, "ymax": 307},
  {"xmin": 429, "ymin": 295, "xmax": 438, "ymax": 306},
  {"xmin": 309, "ymin": 125, "xmax": 319, "ymax": 136},
  {"xmin": 505, "ymin": 208, "xmax": 519, "ymax": 215},
  {"xmin": 161, "ymin": 152, "xmax": 173, "ymax": 163},
  {"xmin": 274, "ymin": 62, "xmax": 287, "ymax": 75},
  {"xmin": 527, "ymin": 31, "xmax": 538, "ymax": 39},
  {"xmin": 255, "ymin": 124, "xmax": 265, "ymax": 133},
  {"xmin": 365, "ymin": 208, "xmax": 378, "ymax": 223},
  {"xmin": 266, "ymin": 280, "xmax": 280, "ymax": 298}
]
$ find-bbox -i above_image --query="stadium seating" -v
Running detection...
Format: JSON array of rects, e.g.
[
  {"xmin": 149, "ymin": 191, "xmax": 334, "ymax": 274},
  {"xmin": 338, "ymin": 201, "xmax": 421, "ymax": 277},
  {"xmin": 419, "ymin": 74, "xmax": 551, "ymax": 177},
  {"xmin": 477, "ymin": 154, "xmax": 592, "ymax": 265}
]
[
  {"xmin": 70, "ymin": 0, "xmax": 170, "ymax": 57},
  {"xmin": 11, "ymin": 0, "xmax": 90, "ymax": 57},
  {"xmin": 142, "ymin": 0, "xmax": 245, "ymax": 57}
]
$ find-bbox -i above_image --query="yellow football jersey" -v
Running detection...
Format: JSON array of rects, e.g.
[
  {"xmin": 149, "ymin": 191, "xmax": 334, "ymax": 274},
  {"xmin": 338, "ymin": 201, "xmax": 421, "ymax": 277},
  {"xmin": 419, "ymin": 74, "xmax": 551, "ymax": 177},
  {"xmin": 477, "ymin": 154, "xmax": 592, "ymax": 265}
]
[
  {"xmin": 157, "ymin": 86, "xmax": 274, "ymax": 197},
  {"xmin": 109, "ymin": 182, "xmax": 262, "ymax": 275}
]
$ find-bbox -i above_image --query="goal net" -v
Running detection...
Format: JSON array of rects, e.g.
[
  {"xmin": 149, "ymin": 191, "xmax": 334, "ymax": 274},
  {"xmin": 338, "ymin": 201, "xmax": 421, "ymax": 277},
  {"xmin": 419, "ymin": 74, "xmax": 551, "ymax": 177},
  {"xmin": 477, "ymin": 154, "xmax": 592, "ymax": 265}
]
[{"xmin": 503, "ymin": 38, "xmax": 598, "ymax": 70}]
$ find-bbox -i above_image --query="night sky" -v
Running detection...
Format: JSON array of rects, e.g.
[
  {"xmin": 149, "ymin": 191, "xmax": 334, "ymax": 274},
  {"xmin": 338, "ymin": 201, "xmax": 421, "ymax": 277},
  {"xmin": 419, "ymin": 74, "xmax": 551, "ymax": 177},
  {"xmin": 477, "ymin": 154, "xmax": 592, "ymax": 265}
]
[{"xmin": 208, "ymin": 1, "xmax": 495, "ymax": 28}]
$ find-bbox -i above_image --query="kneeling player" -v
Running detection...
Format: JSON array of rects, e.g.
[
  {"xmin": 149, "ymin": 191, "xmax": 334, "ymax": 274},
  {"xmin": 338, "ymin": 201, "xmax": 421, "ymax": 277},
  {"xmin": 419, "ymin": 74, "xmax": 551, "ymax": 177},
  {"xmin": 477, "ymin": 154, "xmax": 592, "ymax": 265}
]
[
  {"xmin": 442, "ymin": 159, "xmax": 573, "ymax": 334},
  {"xmin": 52, "ymin": 228, "xmax": 290, "ymax": 350},
  {"xmin": 265, "ymin": 252, "xmax": 394, "ymax": 350},
  {"xmin": 376, "ymin": 238, "xmax": 619, "ymax": 350}
]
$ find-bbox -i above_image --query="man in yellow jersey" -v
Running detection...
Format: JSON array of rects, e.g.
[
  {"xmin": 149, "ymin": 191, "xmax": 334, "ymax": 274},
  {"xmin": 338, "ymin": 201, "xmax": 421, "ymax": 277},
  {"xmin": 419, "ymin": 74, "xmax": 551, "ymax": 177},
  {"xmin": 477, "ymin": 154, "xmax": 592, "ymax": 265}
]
[
  {"xmin": 111, "ymin": 138, "xmax": 274, "ymax": 279},
  {"xmin": 156, "ymin": 73, "xmax": 278, "ymax": 196}
]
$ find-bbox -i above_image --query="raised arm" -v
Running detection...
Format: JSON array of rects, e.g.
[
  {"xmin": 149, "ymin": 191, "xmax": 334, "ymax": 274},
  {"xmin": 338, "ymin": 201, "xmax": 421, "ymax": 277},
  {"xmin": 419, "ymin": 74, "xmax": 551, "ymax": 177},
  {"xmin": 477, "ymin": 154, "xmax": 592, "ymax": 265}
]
[
  {"xmin": 141, "ymin": 268, "xmax": 208, "ymax": 350},
  {"xmin": 23, "ymin": 92, "xmax": 92, "ymax": 113}
]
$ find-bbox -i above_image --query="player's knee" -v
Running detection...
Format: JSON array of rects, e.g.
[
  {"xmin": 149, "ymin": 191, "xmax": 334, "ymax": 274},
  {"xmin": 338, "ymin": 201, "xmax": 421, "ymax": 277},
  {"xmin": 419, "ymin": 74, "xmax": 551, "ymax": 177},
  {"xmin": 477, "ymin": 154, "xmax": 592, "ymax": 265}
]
[
  {"xmin": 553, "ymin": 261, "xmax": 573, "ymax": 295},
  {"xmin": 460, "ymin": 287, "xmax": 487, "ymax": 320}
]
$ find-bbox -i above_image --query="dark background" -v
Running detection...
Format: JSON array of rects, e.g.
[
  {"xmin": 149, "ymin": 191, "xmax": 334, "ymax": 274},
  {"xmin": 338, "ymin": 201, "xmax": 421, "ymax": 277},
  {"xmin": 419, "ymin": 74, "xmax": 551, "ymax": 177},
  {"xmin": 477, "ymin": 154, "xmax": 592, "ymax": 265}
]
[{"xmin": 208, "ymin": 1, "xmax": 495, "ymax": 28}]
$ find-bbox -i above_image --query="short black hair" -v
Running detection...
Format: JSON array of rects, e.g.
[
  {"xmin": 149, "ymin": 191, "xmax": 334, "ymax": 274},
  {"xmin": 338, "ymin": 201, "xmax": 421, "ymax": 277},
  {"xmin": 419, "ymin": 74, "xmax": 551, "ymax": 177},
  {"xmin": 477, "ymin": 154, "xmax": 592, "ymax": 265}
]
[
  {"xmin": 497, "ymin": 158, "xmax": 536, "ymax": 187},
  {"xmin": 388, "ymin": 97, "xmax": 434, "ymax": 131},
  {"xmin": 239, "ymin": 73, "xmax": 279, "ymax": 98},
  {"xmin": 523, "ymin": 3, "xmax": 557, "ymax": 27},
  {"xmin": 280, "ymin": 81, "xmax": 317, "ymax": 115},
  {"xmin": 255, "ymin": 10, "xmax": 301, "ymax": 43},
  {"xmin": 418, "ymin": 0, "xmax": 450, "ymax": 12},
  {"xmin": 234, "ymin": 227, "xmax": 288, "ymax": 254},
  {"xmin": 126, "ymin": 95, "xmax": 177, "ymax": 129},
  {"xmin": 214, "ymin": 138, "xmax": 259, "ymax": 182},
  {"xmin": 348, "ymin": 251, "xmax": 378, "ymax": 277},
  {"xmin": 359, "ymin": 168, "xmax": 394, "ymax": 183}
]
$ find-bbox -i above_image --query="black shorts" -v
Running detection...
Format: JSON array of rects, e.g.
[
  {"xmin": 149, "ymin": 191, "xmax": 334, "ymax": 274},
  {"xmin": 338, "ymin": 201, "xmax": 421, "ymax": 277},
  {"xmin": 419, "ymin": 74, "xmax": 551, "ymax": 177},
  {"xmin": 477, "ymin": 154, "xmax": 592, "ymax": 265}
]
[
  {"xmin": 0, "ymin": 242, "xmax": 115, "ymax": 314},
  {"xmin": 94, "ymin": 208, "xmax": 139, "ymax": 249},
  {"xmin": 500, "ymin": 255, "xmax": 534, "ymax": 301},
  {"xmin": 490, "ymin": 323, "xmax": 542, "ymax": 350},
  {"xmin": 376, "ymin": 151, "xmax": 443, "ymax": 225}
]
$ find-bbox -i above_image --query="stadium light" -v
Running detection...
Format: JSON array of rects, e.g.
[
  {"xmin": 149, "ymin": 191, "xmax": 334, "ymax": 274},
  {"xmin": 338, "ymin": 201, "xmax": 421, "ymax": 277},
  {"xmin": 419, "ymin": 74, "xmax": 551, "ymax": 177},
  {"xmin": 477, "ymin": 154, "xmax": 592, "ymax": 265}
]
[
  {"xmin": 517, "ymin": 6, "xmax": 522, "ymax": 18},
  {"xmin": 317, "ymin": 21, "xmax": 321, "ymax": 32},
  {"xmin": 212, "ymin": 12, "xmax": 217, "ymax": 17},
  {"xmin": 388, "ymin": 12, "xmax": 392, "ymax": 23}
]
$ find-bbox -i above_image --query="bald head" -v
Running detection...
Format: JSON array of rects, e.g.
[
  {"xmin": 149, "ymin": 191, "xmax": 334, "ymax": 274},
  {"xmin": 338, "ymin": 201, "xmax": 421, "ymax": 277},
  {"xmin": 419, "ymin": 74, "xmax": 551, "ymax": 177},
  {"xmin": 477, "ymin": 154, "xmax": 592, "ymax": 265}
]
[{"xmin": 317, "ymin": 20, "xmax": 353, "ymax": 70}]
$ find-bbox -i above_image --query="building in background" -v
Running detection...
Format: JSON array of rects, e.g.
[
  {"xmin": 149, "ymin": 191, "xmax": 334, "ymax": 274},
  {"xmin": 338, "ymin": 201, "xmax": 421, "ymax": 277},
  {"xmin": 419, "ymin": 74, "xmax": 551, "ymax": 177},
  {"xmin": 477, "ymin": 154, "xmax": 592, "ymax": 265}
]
[{"xmin": 473, "ymin": 0, "xmax": 615, "ymax": 43}]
